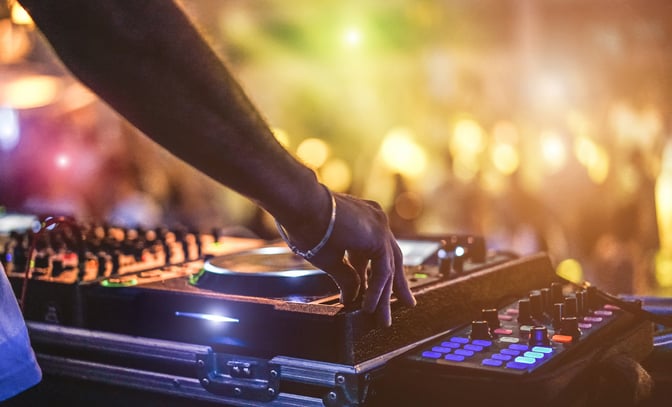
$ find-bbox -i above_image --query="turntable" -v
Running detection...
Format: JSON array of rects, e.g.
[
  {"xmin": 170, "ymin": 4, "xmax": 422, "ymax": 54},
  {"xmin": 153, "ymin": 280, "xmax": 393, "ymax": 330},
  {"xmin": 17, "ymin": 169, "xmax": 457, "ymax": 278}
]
[{"xmin": 81, "ymin": 236, "xmax": 557, "ymax": 365}]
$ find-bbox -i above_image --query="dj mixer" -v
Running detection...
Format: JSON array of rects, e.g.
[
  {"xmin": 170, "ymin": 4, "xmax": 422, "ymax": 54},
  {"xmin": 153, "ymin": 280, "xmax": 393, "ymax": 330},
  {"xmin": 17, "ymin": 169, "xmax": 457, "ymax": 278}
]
[{"xmin": 0, "ymin": 214, "xmax": 657, "ymax": 406}]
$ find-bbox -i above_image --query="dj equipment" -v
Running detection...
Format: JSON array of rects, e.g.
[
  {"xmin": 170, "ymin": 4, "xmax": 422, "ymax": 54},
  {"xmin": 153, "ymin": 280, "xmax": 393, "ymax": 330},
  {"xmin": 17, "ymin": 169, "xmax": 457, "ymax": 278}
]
[{"xmin": 0, "ymin": 219, "xmax": 656, "ymax": 406}]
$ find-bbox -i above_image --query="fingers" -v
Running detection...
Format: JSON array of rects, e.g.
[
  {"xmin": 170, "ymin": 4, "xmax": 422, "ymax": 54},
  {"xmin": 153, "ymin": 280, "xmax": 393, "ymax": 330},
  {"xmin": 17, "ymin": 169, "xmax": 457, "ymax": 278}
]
[
  {"xmin": 391, "ymin": 239, "xmax": 416, "ymax": 307},
  {"xmin": 310, "ymin": 252, "xmax": 360, "ymax": 304},
  {"xmin": 361, "ymin": 244, "xmax": 392, "ymax": 314}
]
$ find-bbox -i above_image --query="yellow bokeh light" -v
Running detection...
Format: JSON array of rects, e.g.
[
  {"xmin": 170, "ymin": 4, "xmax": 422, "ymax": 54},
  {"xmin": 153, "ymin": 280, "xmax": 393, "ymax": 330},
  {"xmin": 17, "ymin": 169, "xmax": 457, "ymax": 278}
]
[
  {"xmin": 343, "ymin": 27, "xmax": 362, "ymax": 48},
  {"xmin": 491, "ymin": 143, "xmax": 519, "ymax": 175},
  {"xmin": 320, "ymin": 158, "xmax": 351, "ymax": 193},
  {"xmin": 540, "ymin": 129, "xmax": 566, "ymax": 174},
  {"xmin": 380, "ymin": 127, "xmax": 427, "ymax": 178},
  {"xmin": 556, "ymin": 258, "xmax": 584, "ymax": 285},
  {"xmin": 574, "ymin": 136, "xmax": 609, "ymax": 184},
  {"xmin": 0, "ymin": 75, "xmax": 64, "ymax": 109},
  {"xmin": 450, "ymin": 119, "xmax": 485, "ymax": 157},
  {"xmin": 296, "ymin": 137, "xmax": 330, "ymax": 169},
  {"xmin": 11, "ymin": 2, "xmax": 33, "ymax": 26}
]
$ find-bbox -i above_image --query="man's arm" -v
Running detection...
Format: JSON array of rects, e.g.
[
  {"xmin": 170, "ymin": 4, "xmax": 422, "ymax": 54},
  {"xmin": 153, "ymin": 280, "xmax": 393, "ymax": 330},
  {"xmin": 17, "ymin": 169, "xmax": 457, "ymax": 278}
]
[{"xmin": 18, "ymin": 0, "xmax": 415, "ymax": 325}]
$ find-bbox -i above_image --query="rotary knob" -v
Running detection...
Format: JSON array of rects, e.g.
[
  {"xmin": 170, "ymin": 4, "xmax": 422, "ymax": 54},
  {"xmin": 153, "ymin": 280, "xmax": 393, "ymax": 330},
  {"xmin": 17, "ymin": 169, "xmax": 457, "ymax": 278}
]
[
  {"xmin": 560, "ymin": 316, "xmax": 581, "ymax": 339},
  {"xmin": 470, "ymin": 320, "xmax": 493, "ymax": 340},
  {"xmin": 529, "ymin": 325, "xmax": 550, "ymax": 347},
  {"xmin": 481, "ymin": 308, "xmax": 500, "ymax": 329}
]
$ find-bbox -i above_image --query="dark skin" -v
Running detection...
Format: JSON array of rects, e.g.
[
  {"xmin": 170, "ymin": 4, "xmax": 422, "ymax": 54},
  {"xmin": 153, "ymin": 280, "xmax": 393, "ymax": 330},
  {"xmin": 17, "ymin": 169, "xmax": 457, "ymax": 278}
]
[{"xmin": 18, "ymin": 0, "xmax": 416, "ymax": 326}]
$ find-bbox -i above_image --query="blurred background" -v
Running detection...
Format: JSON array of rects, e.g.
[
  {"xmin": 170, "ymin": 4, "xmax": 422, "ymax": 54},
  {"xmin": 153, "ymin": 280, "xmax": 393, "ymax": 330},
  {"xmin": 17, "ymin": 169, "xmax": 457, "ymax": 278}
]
[{"xmin": 1, "ymin": 0, "xmax": 671, "ymax": 296}]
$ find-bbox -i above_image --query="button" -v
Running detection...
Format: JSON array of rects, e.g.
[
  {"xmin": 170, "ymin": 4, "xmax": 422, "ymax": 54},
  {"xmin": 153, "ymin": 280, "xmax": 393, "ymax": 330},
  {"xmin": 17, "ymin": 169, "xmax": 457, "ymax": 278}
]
[
  {"xmin": 421, "ymin": 351, "xmax": 442, "ymax": 359},
  {"xmin": 509, "ymin": 344, "xmax": 529, "ymax": 351},
  {"xmin": 519, "ymin": 325, "xmax": 533, "ymax": 332},
  {"xmin": 531, "ymin": 346, "xmax": 553, "ymax": 354},
  {"xmin": 523, "ymin": 351, "xmax": 545, "ymax": 359},
  {"xmin": 514, "ymin": 356, "xmax": 537, "ymax": 365},
  {"xmin": 506, "ymin": 308, "xmax": 519, "ymax": 315},
  {"xmin": 482, "ymin": 359, "xmax": 504, "ymax": 367},
  {"xmin": 454, "ymin": 349, "xmax": 475, "ymax": 357},
  {"xmin": 431, "ymin": 346, "xmax": 453, "ymax": 353},
  {"xmin": 464, "ymin": 344, "xmax": 484, "ymax": 352},
  {"xmin": 444, "ymin": 354, "xmax": 465, "ymax": 362},
  {"xmin": 499, "ymin": 336, "xmax": 519, "ymax": 343},
  {"xmin": 499, "ymin": 314, "xmax": 513, "ymax": 321},
  {"xmin": 506, "ymin": 361, "xmax": 531, "ymax": 370},
  {"xmin": 439, "ymin": 341, "xmax": 461, "ymax": 349},
  {"xmin": 492, "ymin": 353, "xmax": 513, "ymax": 361},
  {"xmin": 494, "ymin": 328, "xmax": 513, "ymax": 335},
  {"xmin": 500, "ymin": 349, "xmax": 521, "ymax": 356},
  {"xmin": 471, "ymin": 339, "xmax": 492, "ymax": 347},
  {"xmin": 579, "ymin": 322, "xmax": 592, "ymax": 329},
  {"xmin": 594, "ymin": 310, "xmax": 613, "ymax": 317},
  {"xmin": 584, "ymin": 316, "xmax": 603, "ymax": 323},
  {"xmin": 603, "ymin": 304, "xmax": 620, "ymax": 311},
  {"xmin": 552, "ymin": 334, "xmax": 573, "ymax": 343},
  {"xmin": 450, "ymin": 336, "xmax": 470, "ymax": 344}
]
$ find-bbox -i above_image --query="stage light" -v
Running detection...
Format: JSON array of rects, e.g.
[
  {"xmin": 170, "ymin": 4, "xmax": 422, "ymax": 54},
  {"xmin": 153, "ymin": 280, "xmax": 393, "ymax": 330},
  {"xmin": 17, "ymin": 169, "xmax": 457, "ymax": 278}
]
[
  {"xmin": 0, "ymin": 74, "xmax": 64, "ymax": 109},
  {"xmin": 380, "ymin": 127, "xmax": 427, "ymax": 178},
  {"xmin": 540, "ymin": 130, "xmax": 566, "ymax": 174},
  {"xmin": 491, "ymin": 142, "xmax": 519, "ymax": 175},
  {"xmin": 10, "ymin": 2, "xmax": 34, "ymax": 26},
  {"xmin": 55, "ymin": 153, "xmax": 70, "ymax": 169},
  {"xmin": 343, "ymin": 27, "xmax": 362, "ymax": 48},
  {"xmin": 0, "ymin": 106, "xmax": 20, "ymax": 151}
]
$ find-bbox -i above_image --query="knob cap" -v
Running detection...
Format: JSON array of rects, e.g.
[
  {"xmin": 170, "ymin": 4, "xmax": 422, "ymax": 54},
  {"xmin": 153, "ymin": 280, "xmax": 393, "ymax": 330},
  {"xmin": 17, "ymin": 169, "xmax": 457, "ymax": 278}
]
[
  {"xmin": 552, "ymin": 303, "xmax": 564, "ymax": 328},
  {"xmin": 564, "ymin": 296, "xmax": 578, "ymax": 317},
  {"xmin": 560, "ymin": 316, "xmax": 581, "ymax": 339},
  {"xmin": 551, "ymin": 282, "xmax": 564, "ymax": 305},
  {"xmin": 529, "ymin": 326, "xmax": 550, "ymax": 346},
  {"xmin": 470, "ymin": 320, "xmax": 493, "ymax": 340},
  {"xmin": 481, "ymin": 308, "xmax": 500, "ymax": 329},
  {"xmin": 518, "ymin": 299, "xmax": 533, "ymax": 324},
  {"xmin": 529, "ymin": 291, "xmax": 544, "ymax": 319}
]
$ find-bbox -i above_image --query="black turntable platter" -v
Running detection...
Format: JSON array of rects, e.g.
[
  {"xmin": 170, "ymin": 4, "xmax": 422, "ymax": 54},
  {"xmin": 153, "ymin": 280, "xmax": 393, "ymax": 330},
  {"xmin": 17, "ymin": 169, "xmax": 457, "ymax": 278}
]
[{"xmin": 190, "ymin": 245, "xmax": 340, "ymax": 300}]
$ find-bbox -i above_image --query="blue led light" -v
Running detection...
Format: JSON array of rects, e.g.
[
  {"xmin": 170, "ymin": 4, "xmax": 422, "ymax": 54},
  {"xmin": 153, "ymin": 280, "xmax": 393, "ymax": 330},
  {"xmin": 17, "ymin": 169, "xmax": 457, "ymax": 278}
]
[
  {"xmin": 174, "ymin": 311, "xmax": 239, "ymax": 323},
  {"xmin": 492, "ymin": 354, "xmax": 513, "ymax": 361},
  {"xmin": 432, "ymin": 346, "xmax": 454, "ymax": 353},
  {"xmin": 444, "ymin": 354, "xmax": 465, "ymax": 362},
  {"xmin": 449, "ymin": 336, "xmax": 469, "ymax": 344},
  {"xmin": 464, "ymin": 344, "xmax": 483, "ymax": 352},
  {"xmin": 439, "ymin": 341, "xmax": 461, "ymax": 349},
  {"xmin": 482, "ymin": 359, "xmax": 504, "ymax": 367},
  {"xmin": 421, "ymin": 351, "xmax": 442, "ymax": 359},
  {"xmin": 471, "ymin": 339, "xmax": 492, "ymax": 347}
]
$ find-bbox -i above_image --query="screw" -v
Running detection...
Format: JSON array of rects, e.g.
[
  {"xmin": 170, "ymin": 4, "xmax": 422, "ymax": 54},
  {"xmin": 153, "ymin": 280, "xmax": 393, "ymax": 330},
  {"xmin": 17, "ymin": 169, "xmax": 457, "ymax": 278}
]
[
  {"xmin": 234, "ymin": 387, "xmax": 242, "ymax": 396},
  {"xmin": 270, "ymin": 369, "xmax": 278, "ymax": 378},
  {"xmin": 328, "ymin": 391, "xmax": 337, "ymax": 400},
  {"xmin": 268, "ymin": 388, "xmax": 276, "ymax": 397},
  {"xmin": 200, "ymin": 378, "xmax": 210, "ymax": 386},
  {"xmin": 197, "ymin": 359, "xmax": 205, "ymax": 368},
  {"xmin": 336, "ymin": 375, "xmax": 345, "ymax": 384}
]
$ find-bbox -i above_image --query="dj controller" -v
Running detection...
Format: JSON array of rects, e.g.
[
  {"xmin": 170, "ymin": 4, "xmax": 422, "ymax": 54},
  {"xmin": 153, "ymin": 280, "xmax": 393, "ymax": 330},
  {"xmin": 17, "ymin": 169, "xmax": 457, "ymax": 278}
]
[{"xmin": 0, "ymin": 214, "xmax": 656, "ymax": 406}]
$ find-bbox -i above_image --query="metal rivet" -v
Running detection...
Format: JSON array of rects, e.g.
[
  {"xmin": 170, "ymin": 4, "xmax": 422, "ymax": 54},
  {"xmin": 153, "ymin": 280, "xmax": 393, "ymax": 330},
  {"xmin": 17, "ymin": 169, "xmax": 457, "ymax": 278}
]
[
  {"xmin": 328, "ymin": 391, "xmax": 337, "ymax": 400},
  {"xmin": 200, "ymin": 378, "xmax": 210, "ymax": 386},
  {"xmin": 197, "ymin": 359, "xmax": 205, "ymax": 367},
  {"xmin": 336, "ymin": 375, "xmax": 345, "ymax": 384},
  {"xmin": 270, "ymin": 369, "xmax": 278, "ymax": 378},
  {"xmin": 268, "ymin": 388, "xmax": 276, "ymax": 396},
  {"xmin": 234, "ymin": 387, "xmax": 242, "ymax": 395}
]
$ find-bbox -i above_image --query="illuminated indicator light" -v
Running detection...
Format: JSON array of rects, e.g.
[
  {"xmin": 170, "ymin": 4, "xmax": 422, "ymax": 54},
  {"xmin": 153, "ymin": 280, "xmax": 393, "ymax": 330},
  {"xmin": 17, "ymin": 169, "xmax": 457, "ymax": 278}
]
[
  {"xmin": 439, "ymin": 342, "xmax": 460, "ymax": 349},
  {"xmin": 101, "ymin": 278, "xmax": 138, "ymax": 287},
  {"xmin": 531, "ymin": 346, "xmax": 553, "ymax": 354},
  {"xmin": 498, "ymin": 315, "xmax": 513, "ymax": 321},
  {"xmin": 603, "ymin": 304, "xmax": 620, "ymax": 311},
  {"xmin": 421, "ymin": 351, "xmax": 442, "ymax": 359},
  {"xmin": 508, "ymin": 344, "xmax": 529, "ymax": 351},
  {"xmin": 494, "ymin": 328, "xmax": 514, "ymax": 335},
  {"xmin": 552, "ymin": 334, "xmax": 573, "ymax": 343},
  {"xmin": 584, "ymin": 316, "xmax": 603, "ymax": 323},
  {"xmin": 471, "ymin": 339, "xmax": 492, "ymax": 347},
  {"xmin": 463, "ymin": 344, "xmax": 483, "ymax": 352},
  {"xmin": 453, "ymin": 349, "xmax": 474, "ymax": 357},
  {"xmin": 594, "ymin": 310, "xmax": 613, "ymax": 316},
  {"xmin": 414, "ymin": 273, "xmax": 428, "ymax": 279},
  {"xmin": 449, "ymin": 337, "xmax": 469, "ymax": 344},
  {"xmin": 500, "ymin": 349, "xmax": 521, "ymax": 356},
  {"xmin": 499, "ymin": 336, "xmax": 519, "ymax": 343},
  {"xmin": 491, "ymin": 354, "xmax": 512, "ymax": 361},
  {"xmin": 443, "ymin": 354, "xmax": 465, "ymax": 362},
  {"xmin": 578, "ymin": 323, "xmax": 592, "ymax": 329},
  {"xmin": 506, "ymin": 308, "xmax": 519, "ymax": 315},
  {"xmin": 506, "ymin": 362, "xmax": 531, "ymax": 370},
  {"xmin": 454, "ymin": 246, "xmax": 465, "ymax": 257},
  {"xmin": 431, "ymin": 346, "xmax": 453, "ymax": 353},
  {"xmin": 174, "ymin": 312, "xmax": 239, "ymax": 324},
  {"xmin": 524, "ymin": 351, "xmax": 545, "ymax": 359},
  {"xmin": 482, "ymin": 359, "xmax": 504, "ymax": 367},
  {"xmin": 514, "ymin": 356, "xmax": 536, "ymax": 365}
]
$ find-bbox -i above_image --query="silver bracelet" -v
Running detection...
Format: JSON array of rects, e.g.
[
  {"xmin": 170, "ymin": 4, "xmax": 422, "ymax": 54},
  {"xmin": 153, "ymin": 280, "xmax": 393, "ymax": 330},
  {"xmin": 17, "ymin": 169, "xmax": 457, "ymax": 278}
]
[{"xmin": 275, "ymin": 184, "xmax": 336, "ymax": 259}]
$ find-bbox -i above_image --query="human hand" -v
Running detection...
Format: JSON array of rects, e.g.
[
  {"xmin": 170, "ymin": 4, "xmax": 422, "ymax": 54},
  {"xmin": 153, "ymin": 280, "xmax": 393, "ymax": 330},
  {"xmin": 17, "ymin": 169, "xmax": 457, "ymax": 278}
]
[{"xmin": 280, "ymin": 191, "xmax": 416, "ymax": 327}]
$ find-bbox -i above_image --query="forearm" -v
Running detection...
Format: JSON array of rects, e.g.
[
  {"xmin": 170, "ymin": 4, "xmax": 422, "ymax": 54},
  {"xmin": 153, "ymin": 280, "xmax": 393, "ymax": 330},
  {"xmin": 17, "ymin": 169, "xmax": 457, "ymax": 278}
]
[{"xmin": 19, "ymin": 0, "xmax": 326, "ymax": 231}]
